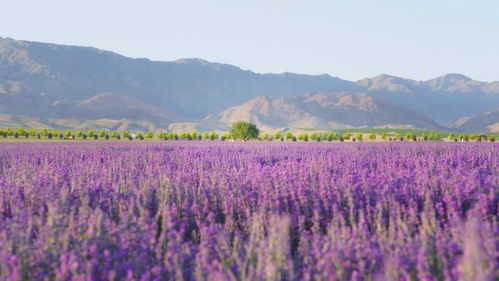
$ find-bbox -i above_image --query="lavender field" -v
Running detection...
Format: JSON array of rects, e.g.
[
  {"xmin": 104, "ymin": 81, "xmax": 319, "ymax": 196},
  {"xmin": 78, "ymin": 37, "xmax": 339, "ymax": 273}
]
[{"xmin": 0, "ymin": 142, "xmax": 497, "ymax": 281}]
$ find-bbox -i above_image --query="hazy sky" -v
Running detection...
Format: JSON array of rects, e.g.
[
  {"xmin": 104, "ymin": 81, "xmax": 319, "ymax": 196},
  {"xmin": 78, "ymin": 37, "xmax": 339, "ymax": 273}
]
[{"xmin": 1, "ymin": 0, "xmax": 498, "ymax": 81}]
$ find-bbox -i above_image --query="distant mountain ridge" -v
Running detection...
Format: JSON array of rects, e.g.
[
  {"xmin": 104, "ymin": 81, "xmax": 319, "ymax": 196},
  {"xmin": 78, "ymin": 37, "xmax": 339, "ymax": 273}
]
[
  {"xmin": 190, "ymin": 93, "xmax": 444, "ymax": 132},
  {"xmin": 0, "ymin": 37, "xmax": 498, "ymax": 132},
  {"xmin": 451, "ymin": 108, "xmax": 499, "ymax": 133}
]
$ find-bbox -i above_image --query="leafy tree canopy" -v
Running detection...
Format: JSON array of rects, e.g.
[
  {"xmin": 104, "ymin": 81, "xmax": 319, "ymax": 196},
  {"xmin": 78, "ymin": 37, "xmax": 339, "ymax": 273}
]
[{"xmin": 229, "ymin": 121, "xmax": 259, "ymax": 140}]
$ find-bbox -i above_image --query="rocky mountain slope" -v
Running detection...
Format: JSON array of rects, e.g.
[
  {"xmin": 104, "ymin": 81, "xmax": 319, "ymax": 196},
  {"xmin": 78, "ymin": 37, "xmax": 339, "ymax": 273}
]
[
  {"xmin": 0, "ymin": 37, "xmax": 498, "ymax": 131},
  {"xmin": 185, "ymin": 93, "xmax": 444, "ymax": 132},
  {"xmin": 451, "ymin": 108, "xmax": 499, "ymax": 133},
  {"xmin": 357, "ymin": 74, "xmax": 499, "ymax": 124}
]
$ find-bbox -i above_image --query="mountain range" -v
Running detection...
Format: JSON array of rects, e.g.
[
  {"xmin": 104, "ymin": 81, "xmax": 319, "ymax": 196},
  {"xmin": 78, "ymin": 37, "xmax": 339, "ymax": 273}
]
[{"xmin": 0, "ymin": 37, "xmax": 498, "ymax": 133}]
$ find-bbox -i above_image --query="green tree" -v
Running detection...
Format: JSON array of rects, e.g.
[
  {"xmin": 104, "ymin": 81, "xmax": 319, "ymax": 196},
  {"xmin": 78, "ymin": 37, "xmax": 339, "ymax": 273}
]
[
  {"xmin": 355, "ymin": 133, "xmax": 363, "ymax": 141},
  {"xmin": 369, "ymin": 133, "xmax": 376, "ymax": 141},
  {"xmin": 88, "ymin": 130, "xmax": 95, "ymax": 138},
  {"xmin": 6, "ymin": 128, "xmax": 13, "ymax": 136},
  {"xmin": 327, "ymin": 132, "xmax": 338, "ymax": 142},
  {"xmin": 229, "ymin": 121, "xmax": 259, "ymax": 140},
  {"xmin": 76, "ymin": 130, "xmax": 83, "ymax": 138},
  {"xmin": 99, "ymin": 130, "xmax": 106, "ymax": 138},
  {"xmin": 64, "ymin": 130, "xmax": 72, "ymax": 138},
  {"xmin": 209, "ymin": 132, "xmax": 218, "ymax": 140},
  {"xmin": 16, "ymin": 128, "xmax": 26, "ymax": 136},
  {"xmin": 298, "ymin": 133, "xmax": 308, "ymax": 142},
  {"xmin": 145, "ymin": 131, "xmax": 154, "ymax": 139},
  {"xmin": 405, "ymin": 132, "xmax": 414, "ymax": 140},
  {"xmin": 285, "ymin": 132, "xmax": 293, "ymax": 141},
  {"xmin": 273, "ymin": 132, "xmax": 281, "ymax": 140},
  {"xmin": 422, "ymin": 133, "xmax": 428, "ymax": 141},
  {"xmin": 262, "ymin": 133, "xmax": 269, "ymax": 141},
  {"xmin": 429, "ymin": 132, "xmax": 441, "ymax": 141},
  {"xmin": 381, "ymin": 133, "xmax": 387, "ymax": 140},
  {"xmin": 110, "ymin": 131, "xmax": 118, "ymax": 138},
  {"xmin": 342, "ymin": 133, "xmax": 351, "ymax": 140}
]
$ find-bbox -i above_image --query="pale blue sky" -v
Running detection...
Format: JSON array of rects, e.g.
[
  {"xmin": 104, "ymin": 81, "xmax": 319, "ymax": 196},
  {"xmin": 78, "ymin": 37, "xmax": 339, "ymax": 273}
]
[{"xmin": 1, "ymin": 0, "xmax": 498, "ymax": 81}]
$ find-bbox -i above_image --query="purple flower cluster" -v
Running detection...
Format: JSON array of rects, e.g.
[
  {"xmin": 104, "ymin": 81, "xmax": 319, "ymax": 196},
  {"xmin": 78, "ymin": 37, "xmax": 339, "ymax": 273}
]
[{"xmin": 0, "ymin": 142, "xmax": 497, "ymax": 280}]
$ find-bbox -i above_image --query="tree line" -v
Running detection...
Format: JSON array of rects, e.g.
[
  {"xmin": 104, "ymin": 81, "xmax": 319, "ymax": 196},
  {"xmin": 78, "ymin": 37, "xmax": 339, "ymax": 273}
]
[{"xmin": 0, "ymin": 121, "xmax": 496, "ymax": 142}]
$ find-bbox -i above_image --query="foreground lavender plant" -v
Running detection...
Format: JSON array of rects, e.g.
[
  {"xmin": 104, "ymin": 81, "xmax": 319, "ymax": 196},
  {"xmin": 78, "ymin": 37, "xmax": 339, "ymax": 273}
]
[{"xmin": 0, "ymin": 142, "xmax": 497, "ymax": 281}]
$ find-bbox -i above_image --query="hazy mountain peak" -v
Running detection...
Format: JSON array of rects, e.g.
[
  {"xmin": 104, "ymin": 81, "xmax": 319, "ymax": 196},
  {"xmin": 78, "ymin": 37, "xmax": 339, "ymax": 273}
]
[
  {"xmin": 173, "ymin": 58, "xmax": 211, "ymax": 65},
  {"xmin": 436, "ymin": 73, "xmax": 472, "ymax": 81},
  {"xmin": 425, "ymin": 73, "xmax": 483, "ymax": 93},
  {"xmin": 452, "ymin": 107, "xmax": 499, "ymax": 133},
  {"xmin": 0, "ymin": 37, "xmax": 498, "ymax": 131},
  {"xmin": 356, "ymin": 74, "xmax": 418, "ymax": 93},
  {"xmin": 197, "ymin": 92, "xmax": 443, "ymax": 131}
]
